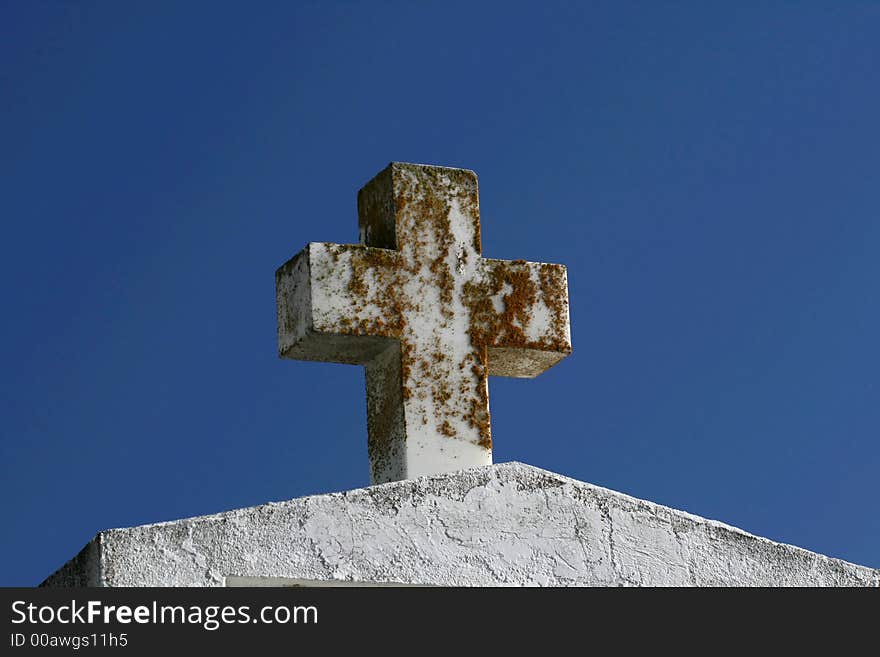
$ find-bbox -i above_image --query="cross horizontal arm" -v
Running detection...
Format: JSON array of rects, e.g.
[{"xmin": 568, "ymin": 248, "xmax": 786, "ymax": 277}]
[
  {"xmin": 473, "ymin": 258, "xmax": 572, "ymax": 378},
  {"xmin": 276, "ymin": 242, "xmax": 403, "ymax": 365}
]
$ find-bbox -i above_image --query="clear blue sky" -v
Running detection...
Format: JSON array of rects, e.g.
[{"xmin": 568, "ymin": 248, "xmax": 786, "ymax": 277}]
[{"xmin": 2, "ymin": 2, "xmax": 878, "ymax": 586}]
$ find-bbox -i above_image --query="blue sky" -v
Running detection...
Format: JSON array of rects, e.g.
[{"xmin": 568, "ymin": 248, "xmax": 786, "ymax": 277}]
[{"xmin": 2, "ymin": 2, "xmax": 878, "ymax": 585}]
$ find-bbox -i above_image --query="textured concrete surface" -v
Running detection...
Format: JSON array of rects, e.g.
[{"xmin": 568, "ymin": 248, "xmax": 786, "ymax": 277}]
[
  {"xmin": 276, "ymin": 163, "xmax": 572, "ymax": 483},
  {"xmin": 43, "ymin": 462, "xmax": 878, "ymax": 587}
]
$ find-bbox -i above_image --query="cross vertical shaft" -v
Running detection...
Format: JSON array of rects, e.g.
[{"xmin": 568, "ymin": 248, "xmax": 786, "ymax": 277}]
[{"xmin": 358, "ymin": 165, "xmax": 489, "ymax": 481}]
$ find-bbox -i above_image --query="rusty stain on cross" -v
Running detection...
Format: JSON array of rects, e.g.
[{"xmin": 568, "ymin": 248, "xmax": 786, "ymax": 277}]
[{"xmin": 276, "ymin": 163, "xmax": 572, "ymax": 484}]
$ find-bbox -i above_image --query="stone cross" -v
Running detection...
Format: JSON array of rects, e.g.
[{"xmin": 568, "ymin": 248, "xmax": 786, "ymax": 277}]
[{"xmin": 276, "ymin": 163, "xmax": 572, "ymax": 484}]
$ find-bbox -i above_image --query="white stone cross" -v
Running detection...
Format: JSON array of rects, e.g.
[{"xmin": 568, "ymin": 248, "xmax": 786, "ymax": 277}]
[{"xmin": 276, "ymin": 163, "xmax": 572, "ymax": 484}]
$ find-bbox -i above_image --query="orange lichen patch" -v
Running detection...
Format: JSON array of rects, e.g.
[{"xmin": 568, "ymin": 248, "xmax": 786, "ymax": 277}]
[
  {"xmin": 464, "ymin": 347, "xmax": 492, "ymax": 449},
  {"xmin": 347, "ymin": 247, "xmax": 398, "ymax": 300},
  {"xmin": 400, "ymin": 340, "xmax": 415, "ymax": 400},
  {"xmin": 438, "ymin": 420, "xmax": 456, "ymax": 437},
  {"xmin": 395, "ymin": 192, "xmax": 414, "ymax": 221},
  {"xmin": 539, "ymin": 264, "xmax": 573, "ymax": 355},
  {"xmin": 432, "ymin": 379, "xmax": 452, "ymax": 406},
  {"xmin": 463, "ymin": 260, "xmax": 571, "ymax": 356},
  {"xmin": 429, "ymin": 253, "xmax": 455, "ymax": 311},
  {"xmin": 462, "ymin": 280, "xmax": 490, "ymax": 344},
  {"xmin": 463, "ymin": 262, "xmax": 535, "ymax": 349},
  {"xmin": 385, "ymin": 297, "xmax": 408, "ymax": 336},
  {"xmin": 393, "ymin": 163, "xmax": 479, "ymax": 262},
  {"xmin": 441, "ymin": 168, "xmax": 482, "ymax": 255},
  {"xmin": 347, "ymin": 264, "xmax": 368, "ymax": 299},
  {"xmin": 325, "ymin": 242, "xmax": 342, "ymax": 263},
  {"xmin": 317, "ymin": 245, "xmax": 409, "ymax": 342},
  {"xmin": 496, "ymin": 263, "xmax": 538, "ymax": 345},
  {"xmin": 472, "ymin": 209, "xmax": 482, "ymax": 254}
]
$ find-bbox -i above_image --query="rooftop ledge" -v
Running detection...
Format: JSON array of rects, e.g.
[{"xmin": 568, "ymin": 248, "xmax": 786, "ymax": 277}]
[{"xmin": 42, "ymin": 462, "xmax": 879, "ymax": 587}]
